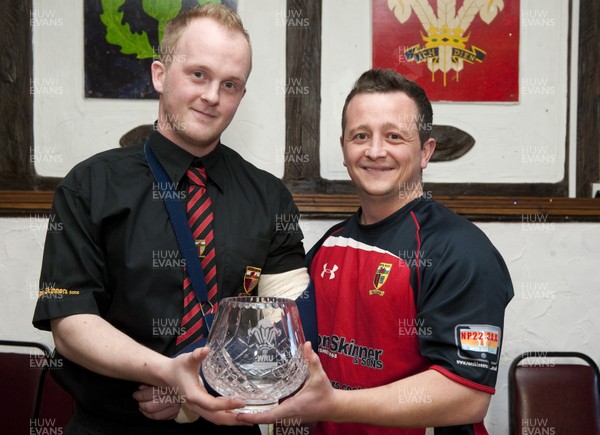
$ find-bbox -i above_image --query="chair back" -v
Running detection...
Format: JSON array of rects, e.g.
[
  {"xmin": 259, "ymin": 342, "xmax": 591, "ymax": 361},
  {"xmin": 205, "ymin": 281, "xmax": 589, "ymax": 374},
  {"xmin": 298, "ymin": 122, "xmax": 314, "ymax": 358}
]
[
  {"xmin": 0, "ymin": 340, "xmax": 75, "ymax": 435},
  {"xmin": 37, "ymin": 363, "xmax": 76, "ymax": 430},
  {"xmin": 509, "ymin": 351, "xmax": 600, "ymax": 435},
  {"xmin": 0, "ymin": 340, "xmax": 49, "ymax": 435}
]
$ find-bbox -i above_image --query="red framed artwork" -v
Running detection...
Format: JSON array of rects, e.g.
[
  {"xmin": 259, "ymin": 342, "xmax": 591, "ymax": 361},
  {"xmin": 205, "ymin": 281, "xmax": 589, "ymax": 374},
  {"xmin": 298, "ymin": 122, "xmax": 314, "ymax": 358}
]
[{"xmin": 373, "ymin": 0, "xmax": 520, "ymax": 102}]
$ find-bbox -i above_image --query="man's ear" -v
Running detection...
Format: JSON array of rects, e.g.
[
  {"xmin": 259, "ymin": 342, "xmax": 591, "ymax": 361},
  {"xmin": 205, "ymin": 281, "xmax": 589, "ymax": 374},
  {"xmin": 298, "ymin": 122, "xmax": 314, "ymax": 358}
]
[
  {"xmin": 420, "ymin": 138, "xmax": 436, "ymax": 170},
  {"xmin": 151, "ymin": 60, "xmax": 166, "ymax": 94}
]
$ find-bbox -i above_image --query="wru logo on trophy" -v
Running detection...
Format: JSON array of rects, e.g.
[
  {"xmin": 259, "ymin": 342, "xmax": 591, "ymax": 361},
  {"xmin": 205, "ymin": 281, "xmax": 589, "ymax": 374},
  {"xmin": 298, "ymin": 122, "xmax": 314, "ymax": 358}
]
[{"xmin": 202, "ymin": 297, "xmax": 308, "ymax": 413}]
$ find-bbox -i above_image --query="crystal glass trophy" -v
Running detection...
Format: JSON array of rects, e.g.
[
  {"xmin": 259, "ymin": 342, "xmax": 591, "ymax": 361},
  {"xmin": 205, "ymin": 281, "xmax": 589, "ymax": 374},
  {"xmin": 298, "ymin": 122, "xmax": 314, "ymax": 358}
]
[{"xmin": 201, "ymin": 296, "xmax": 308, "ymax": 413}]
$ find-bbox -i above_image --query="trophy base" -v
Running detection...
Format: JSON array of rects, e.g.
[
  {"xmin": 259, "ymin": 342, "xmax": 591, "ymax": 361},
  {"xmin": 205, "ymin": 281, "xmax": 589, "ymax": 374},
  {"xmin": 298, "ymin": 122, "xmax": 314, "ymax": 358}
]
[{"xmin": 233, "ymin": 403, "xmax": 277, "ymax": 414}]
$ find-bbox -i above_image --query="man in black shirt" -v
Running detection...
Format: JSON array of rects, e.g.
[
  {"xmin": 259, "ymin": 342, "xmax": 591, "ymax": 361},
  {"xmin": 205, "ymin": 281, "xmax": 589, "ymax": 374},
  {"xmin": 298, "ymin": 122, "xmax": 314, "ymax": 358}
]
[{"xmin": 32, "ymin": 4, "xmax": 308, "ymax": 434}]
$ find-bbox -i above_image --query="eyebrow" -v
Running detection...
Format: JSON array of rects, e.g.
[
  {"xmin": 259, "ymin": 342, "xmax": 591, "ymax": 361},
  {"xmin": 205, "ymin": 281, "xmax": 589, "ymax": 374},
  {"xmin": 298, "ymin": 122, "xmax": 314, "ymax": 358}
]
[
  {"xmin": 347, "ymin": 121, "xmax": 409, "ymax": 134},
  {"xmin": 185, "ymin": 63, "xmax": 247, "ymax": 85}
]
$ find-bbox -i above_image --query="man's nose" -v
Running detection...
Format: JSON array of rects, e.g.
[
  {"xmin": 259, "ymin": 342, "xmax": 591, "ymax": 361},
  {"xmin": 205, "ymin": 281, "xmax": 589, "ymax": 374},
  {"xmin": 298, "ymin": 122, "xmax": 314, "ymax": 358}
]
[
  {"xmin": 365, "ymin": 136, "xmax": 386, "ymax": 159},
  {"xmin": 201, "ymin": 82, "xmax": 220, "ymax": 105}
]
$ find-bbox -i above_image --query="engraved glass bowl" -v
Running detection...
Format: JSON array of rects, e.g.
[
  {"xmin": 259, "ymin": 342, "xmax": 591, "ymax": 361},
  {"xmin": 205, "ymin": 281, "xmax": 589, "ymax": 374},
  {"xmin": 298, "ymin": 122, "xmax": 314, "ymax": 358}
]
[{"xmin": 201, "ymin": 296, "xmax": 308, "ymax": 413}]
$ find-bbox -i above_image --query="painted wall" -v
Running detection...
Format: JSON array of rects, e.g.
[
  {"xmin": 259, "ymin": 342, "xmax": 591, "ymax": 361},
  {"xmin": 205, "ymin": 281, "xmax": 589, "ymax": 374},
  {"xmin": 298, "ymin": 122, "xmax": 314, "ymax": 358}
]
[
  {"xmin": 32, "ymin": 0, "xmax": 288, "ymax": 178},
  {"xmin": 2, "ymin": 217, "xmax": 600, "ymax": 434},
  {"xmin": 320, "ymin": 0, "xmax": 570, "ymax": 184},
  {"xmin": 32, "ymin": 0, "xmax": 573, "ymax": 184}
]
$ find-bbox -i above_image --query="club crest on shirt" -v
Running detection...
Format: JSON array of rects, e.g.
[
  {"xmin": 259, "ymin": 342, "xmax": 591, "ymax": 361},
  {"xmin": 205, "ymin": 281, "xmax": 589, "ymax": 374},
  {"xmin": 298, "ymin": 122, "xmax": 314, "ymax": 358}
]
[
  {"xmin": 242, "ymin": 266, "xmax": 262, "ymax": 295},
  {"xmin": 369, "ymin": 263, "xmax": 392, "ymax": 296},
  {"xmin": 195, "ymin": 239, "xmax": 206, "ymax": 258}
]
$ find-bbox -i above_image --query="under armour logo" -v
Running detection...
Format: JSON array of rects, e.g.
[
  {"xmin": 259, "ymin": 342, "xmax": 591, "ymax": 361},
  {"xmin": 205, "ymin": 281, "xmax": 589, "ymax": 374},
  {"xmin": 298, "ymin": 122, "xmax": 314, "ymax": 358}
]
[{"xmin": 321, "ymin": 263, "xmax": 339, "ymax": 280}]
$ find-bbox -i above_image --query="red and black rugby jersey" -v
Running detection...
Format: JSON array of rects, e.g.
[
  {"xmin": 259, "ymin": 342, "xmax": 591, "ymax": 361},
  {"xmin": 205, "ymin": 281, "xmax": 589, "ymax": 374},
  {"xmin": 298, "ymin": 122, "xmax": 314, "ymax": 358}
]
[{"xmin": 305, "ymin": 197, "xmax": 514, "ymax": 435}]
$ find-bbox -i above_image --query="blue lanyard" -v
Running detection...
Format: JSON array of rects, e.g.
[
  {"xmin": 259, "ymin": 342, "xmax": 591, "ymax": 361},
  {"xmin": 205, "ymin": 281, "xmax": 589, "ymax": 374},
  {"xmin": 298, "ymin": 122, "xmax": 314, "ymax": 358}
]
[{"xmin": 144, "ymin": 143, "xmax": 214, "ymax": 339}]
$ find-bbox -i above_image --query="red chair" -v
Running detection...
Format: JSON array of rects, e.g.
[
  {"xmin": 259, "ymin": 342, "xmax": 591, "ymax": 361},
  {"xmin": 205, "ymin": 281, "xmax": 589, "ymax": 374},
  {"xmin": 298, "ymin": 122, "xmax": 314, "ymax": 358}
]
[
  {"xmin": 509, "ymin": 351, "xmax": 600, "ymax": 435},
  {"xmin": 0, "ymin": 340, "xmax": 75, "ymax": 435},
  {"xmin": 0, "ymin": 340, "xmax": 50, "ymax": 435},
  {"xmin": 36, "ymin": 362, "xmax": 76, "ymax": 430}
]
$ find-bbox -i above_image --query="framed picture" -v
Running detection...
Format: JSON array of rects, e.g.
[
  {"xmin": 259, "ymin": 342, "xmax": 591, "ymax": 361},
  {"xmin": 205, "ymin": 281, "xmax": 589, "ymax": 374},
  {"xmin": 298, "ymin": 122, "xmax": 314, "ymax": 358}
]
[
  {"xmin": 83, "ymin": 0, "xmax": 239, "ymax": 99},
  {"xmin": 372, "ymin": 0, "xmax": 520, "ymax": 102}
]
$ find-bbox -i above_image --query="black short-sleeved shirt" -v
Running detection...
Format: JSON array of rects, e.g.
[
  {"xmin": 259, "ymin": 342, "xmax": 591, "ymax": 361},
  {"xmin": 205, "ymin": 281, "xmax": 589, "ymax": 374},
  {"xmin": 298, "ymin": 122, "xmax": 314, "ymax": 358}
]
[
  {"xmin": 306, "ymin": 198, "xmax": 514, "ymax": 435},
  {"xmin": 32, "ymin": 131, "xmax": 305, "ymax": 430}
]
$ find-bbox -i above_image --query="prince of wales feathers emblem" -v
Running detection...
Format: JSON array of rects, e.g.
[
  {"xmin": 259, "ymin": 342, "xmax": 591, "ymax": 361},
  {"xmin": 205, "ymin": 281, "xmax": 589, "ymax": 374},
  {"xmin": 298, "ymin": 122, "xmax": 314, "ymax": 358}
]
[
  {"xmin": 388, "ymin": 0, "xmax": 505, "ymax": 85},
  {"xmin": 248, "ymin": 318, "xmax": 282, "ymax": 365}
]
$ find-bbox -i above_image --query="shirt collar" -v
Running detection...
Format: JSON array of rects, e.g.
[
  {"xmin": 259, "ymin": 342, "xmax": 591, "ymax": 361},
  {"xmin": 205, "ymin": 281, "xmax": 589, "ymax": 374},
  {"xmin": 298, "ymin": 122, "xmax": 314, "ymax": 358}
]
[{"xmin": 148, "ymin": 130, "xmax": 225, "ymax": 192}]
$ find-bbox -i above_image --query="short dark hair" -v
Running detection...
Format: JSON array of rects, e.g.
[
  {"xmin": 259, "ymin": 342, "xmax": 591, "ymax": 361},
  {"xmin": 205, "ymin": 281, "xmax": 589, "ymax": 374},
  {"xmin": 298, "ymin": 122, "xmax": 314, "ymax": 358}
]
[{"xmin": 341, "ymin": 69, "xmax": 433, "ymax": 145}]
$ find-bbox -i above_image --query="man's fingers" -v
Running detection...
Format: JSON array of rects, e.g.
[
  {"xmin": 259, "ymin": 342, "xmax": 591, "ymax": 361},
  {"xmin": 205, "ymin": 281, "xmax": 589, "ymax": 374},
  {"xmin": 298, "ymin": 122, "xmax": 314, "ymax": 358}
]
[
  {"xmin": 235, "ymin": 402, "xmax": 298, "ymax": 425},
  {"xmin": 303, "ymin": 341, "xmax": 319, "ymax": 365},
  {"xmin": 191, "ymin": 346, "xmax": 209, "ymax": 362},
  {"xmin": 139, "ymin": 403, "xmax": 181, "ymax": 421},
  {"xmin": 136, "ymin": 389, "xmax": 182, "ymax": 420},
  {"xmin": 132, "ymin": 384, "xmax": 154, "ymax": 401},
  {"xmin": 197, "ymin": 409, "xmax": 255, "ymax": 426},
  {"xmin": 184, "ymin": 394, "xmax": 245, "ymax": 414}
]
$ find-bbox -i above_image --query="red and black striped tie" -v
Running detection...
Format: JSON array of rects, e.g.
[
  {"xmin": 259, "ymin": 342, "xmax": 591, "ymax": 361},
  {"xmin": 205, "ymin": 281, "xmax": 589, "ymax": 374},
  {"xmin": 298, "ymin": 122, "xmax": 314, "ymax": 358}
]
[{"xmin": 175, "ymin": 166, "xmax": 218, "ymax": 352}]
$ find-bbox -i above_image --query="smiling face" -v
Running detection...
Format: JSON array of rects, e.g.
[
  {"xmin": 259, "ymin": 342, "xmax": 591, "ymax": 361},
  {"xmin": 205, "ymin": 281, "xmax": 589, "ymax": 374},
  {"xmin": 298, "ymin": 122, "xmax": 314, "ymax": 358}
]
[
  {"xmin": 151, "ymin": 17, "xmax": 251, "ymax": 156},
  {"xmin": 341, "ymin": 91, "xmax": 435, "ymax": 222}
]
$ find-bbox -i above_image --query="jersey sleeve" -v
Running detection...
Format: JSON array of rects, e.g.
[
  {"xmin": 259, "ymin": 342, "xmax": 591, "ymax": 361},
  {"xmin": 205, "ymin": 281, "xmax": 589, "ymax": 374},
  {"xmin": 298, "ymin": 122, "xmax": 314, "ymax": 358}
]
[
  {"xmin": 416, "ymin": 222, "xmax": 514, "ymax": 393},
  {"xmin": 32, "ymin": 171, "xmax": 109, "ymax": 331}
]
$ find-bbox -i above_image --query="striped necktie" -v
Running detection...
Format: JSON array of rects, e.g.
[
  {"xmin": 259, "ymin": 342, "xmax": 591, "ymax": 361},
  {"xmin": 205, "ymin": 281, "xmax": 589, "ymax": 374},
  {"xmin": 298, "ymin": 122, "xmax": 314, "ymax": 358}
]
[{"xmin": 175, "ymin": 165, "xmax": 218, "ymax": 351}]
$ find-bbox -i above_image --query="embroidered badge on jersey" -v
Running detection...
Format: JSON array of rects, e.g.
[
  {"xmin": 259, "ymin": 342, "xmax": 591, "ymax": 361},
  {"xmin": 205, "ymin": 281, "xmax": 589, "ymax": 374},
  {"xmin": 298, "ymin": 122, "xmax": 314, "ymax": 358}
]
[
  {"xmin": 455, "ymin": 324, "xmax": 501, "ymax": 370},
  {"xmin": 369, "ymin": 262, "xmax": 392, "ymax": 296},
  {"xmin": 195, "ymin": 239, "xmax": 206, "ymax": 258},
  {"xmin": 242, "ymin": 266, "xmax": 262, "ymax": 295}
]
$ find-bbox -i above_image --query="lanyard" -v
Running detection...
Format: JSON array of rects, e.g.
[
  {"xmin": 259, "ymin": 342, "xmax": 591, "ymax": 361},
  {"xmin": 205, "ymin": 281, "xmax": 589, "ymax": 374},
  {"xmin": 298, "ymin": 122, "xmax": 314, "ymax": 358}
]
[{"xmin": 144, "ymin": 143, "xmax": 214, "ymax": 339}]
